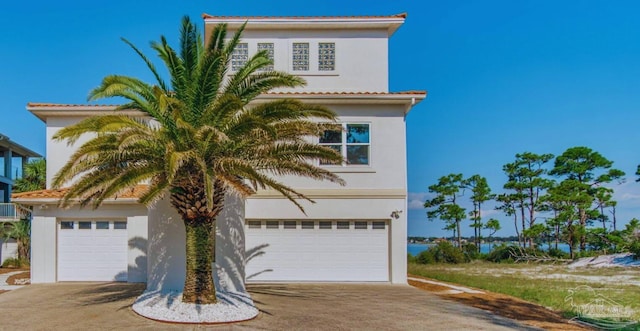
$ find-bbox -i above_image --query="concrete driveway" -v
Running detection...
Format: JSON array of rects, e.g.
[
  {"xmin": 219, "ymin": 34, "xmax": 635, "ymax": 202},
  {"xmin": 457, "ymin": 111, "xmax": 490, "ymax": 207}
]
[{"xmin": 0, "ymin": 283, "xmax": 539, "ymax": 330}]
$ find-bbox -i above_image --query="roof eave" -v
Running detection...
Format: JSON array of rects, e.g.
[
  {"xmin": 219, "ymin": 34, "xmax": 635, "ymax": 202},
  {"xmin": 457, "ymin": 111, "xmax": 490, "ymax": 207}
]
[
  {"xmin": 0, "ymin": 135, "xmax": 42, "ymax": 158},
  {"xmin": 26, "ymin": 104, "xmax": 146, "ymax": 122},
  {"xmin": 258, "ymin": 92, "xmax": 427, "ymax": 108},
  {"xmin": 202, "ymin": 14, "xmax": 406, "ymax": 36},
  {"xmin": 12, "ymin": 198, "xmax": 142, "ymax": 206}
]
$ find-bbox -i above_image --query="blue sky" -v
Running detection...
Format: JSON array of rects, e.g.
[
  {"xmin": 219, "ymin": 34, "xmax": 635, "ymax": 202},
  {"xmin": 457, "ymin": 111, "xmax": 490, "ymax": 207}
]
[{"xmin": 2, "ymin": 1, "xmax": 640, "ymax": 237}]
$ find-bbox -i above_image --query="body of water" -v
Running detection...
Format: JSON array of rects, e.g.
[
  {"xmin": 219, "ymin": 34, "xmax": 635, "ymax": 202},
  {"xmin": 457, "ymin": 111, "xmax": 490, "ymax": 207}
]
[{"xmin": 407, "ymin": 242, "xmax": 571, "ymax": 256}]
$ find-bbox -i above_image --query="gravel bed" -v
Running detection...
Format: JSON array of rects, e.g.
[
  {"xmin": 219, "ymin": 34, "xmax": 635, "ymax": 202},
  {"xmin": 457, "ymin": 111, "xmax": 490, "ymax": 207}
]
[{"xmin": 132, "ymin": 289, "xmax": 259, "ymax": 323}]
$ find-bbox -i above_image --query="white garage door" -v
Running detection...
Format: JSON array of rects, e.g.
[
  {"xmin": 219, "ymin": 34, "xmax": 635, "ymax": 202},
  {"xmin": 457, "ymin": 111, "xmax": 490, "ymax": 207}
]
[
  {"xmin": 58, "ymin": 220, "xmax": 128, "ymax": 281},
  {"xmin": 245, "ymin": 220, "xmax": 389, "ymax": 282}
]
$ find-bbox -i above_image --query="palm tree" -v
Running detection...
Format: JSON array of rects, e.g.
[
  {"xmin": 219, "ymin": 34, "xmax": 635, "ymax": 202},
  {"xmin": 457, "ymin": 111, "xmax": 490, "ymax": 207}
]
[
  {"xmin": 13, "ymin": 158, "xmax": 46, "ymax": 193},
  {"xmin": 1, "ymin": 219, "xmax": 30, "ymax": 262},
  {"xmin": 52, "ymin": 17, "xmax": 344, "ymax": 304}
]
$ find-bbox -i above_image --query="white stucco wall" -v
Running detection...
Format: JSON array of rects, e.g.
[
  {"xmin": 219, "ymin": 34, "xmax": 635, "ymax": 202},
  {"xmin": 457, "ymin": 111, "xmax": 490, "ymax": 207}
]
[
  {"xmin": 45, "ymin": 117, "xmax": 91, "ymax": 189},
  {"xmin": 29, "ymin": 204, "xmax": 148, "ymax": 283},
  {"xmin": 232, "ymin": 29, "xmax": 389, "ymax": 93},
  {"xmin": 146, "ymin": 195, "xmax": 246, "ymax": 292},
  {"xmin": 30, "ymin": 216, "xmax": 56, "ymax": 283}
]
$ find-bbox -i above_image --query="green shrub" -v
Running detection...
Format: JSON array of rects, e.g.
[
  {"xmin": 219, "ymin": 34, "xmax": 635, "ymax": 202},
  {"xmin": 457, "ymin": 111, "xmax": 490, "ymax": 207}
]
[
  {"xmin": 462, "ymin": 243, "xmax": 480, "ymax": 261},
  {"xmin": 417, "ymin": 249, "xmax": 435, "ymax": 264},
  {"xmin": 485, "ymin": 244, "xmax": 515, "ymax": 263},
  {"xmin": 547, "ymin": 248, "xmax": 570, "ymax": 259},
  {"xmin": 2, "ymin": 257, "xmax": 29, "ymax": 268},
  {"xmin": 407, "ymin": 253, "xmax": 417, "ymax": 264},
  {"xmin": 629, "ymin": 239, "xmax": 640, "ymax": 260},
  {"xmin": 416, "ymin": 241, "xmax": 466, "ymax": 264}
]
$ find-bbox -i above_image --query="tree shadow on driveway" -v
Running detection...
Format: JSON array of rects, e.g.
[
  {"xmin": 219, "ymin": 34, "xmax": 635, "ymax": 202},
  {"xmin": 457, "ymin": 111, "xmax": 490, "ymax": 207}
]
[{"xmin": 76, "ymin": 282, "xmax": 146, "ymax": 310}]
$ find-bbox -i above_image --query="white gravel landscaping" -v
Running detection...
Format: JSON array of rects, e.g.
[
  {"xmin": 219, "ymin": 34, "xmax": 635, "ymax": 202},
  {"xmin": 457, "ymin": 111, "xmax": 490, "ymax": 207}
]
[{"xmin": 132, "ymin": 289, "xmax": 259, "ymax": 323}]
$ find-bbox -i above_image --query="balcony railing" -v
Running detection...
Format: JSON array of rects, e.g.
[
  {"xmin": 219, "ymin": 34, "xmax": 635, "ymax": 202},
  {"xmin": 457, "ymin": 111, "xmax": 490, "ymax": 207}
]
[{"xmin": 0, "ymin": 203, "xmax": 30, "ymax": 221}]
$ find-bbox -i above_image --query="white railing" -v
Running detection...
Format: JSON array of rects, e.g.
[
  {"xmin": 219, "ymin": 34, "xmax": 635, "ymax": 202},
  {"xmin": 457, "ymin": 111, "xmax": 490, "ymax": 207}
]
[{"xmin": 0, "ymin": 203, "xmax": 30, "ymax": 221}]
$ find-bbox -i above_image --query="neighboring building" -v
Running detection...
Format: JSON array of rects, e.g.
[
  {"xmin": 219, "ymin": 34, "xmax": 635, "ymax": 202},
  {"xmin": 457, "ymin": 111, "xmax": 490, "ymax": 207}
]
[
  {"xmin": 14, "ymin": 13, "xmax": 425, "ymax": 290},
  {"xmin": 0, "ymin": 133, "xmax": 41, "ymax": 204},
  {"xmin": 0, "ymin": 133, "xmax": 41, "ymax": 263}
]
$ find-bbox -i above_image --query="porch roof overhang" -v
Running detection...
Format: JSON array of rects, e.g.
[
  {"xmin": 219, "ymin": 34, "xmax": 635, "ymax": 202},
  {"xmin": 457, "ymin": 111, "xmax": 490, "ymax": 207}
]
[
  {"xmin": 11, "ymin": 185, "xmax": 148, "ymax": 205},
  {"xmin": 26, "ymin": 90, "xmax": 427, "ymax": 120}
]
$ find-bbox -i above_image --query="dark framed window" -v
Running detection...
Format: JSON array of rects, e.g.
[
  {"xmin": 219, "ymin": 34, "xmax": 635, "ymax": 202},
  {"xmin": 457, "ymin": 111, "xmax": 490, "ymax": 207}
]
[
  {"xmin": 96, "ymin": 221, "xmax": 109, "ymax": 230},
  {"xmin": 60, "ymin": 222, "xmax": 74, "ymax": 230},
  {"xmin": 319, "ymin": 221, "xmax": 332, "ymax": 229},
  {"xmin": 320, "ymin": 123, "xmax": 370, "ymax": 166}
]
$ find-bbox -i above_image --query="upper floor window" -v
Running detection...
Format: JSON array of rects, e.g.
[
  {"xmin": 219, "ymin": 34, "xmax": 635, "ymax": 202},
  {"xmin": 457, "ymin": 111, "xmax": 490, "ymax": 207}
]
[
  {"xmin": 292, "ymin": 43, "xmax": 310, "ymax": 71},
  {"xmin": 231, "ymin": 43, "xmax": 248, "ymax": 71},
  {"xmin": 319, "ymin": 123, "xmax": 370, "ymax": 166},
  {"xmin": 258, "ymin": 43, "xmax": 274, "ymax": 71},
  {"xmin": 318, "ymin": 42, "xmax": 335, "ymax": 71}
]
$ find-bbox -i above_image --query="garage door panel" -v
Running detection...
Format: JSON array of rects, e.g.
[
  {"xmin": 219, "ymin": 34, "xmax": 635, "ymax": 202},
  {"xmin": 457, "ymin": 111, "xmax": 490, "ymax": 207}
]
[
  {"xmin": 246, "ymin": 220, "xmax": 388, "ymax": 282},
  {"xmin": 57, "ymin": 221, "xmax": 128, "ymax": 282}
]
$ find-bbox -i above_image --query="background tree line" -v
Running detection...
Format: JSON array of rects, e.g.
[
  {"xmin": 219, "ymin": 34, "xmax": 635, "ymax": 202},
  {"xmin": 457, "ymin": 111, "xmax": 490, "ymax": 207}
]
[{"xmin": 424, "ymin": 146, "xmax": 640, "ymax": 258}]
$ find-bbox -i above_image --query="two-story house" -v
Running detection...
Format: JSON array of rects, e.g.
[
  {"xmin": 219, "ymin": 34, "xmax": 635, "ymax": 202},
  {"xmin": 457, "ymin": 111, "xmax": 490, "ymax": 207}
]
[
  {"xmin": 13, "ymin": 13, "xmax": 425, "ymax": 291},
  {"xmin": 0, "ymin": 133, "xmax": 40, "ymax": 263}
]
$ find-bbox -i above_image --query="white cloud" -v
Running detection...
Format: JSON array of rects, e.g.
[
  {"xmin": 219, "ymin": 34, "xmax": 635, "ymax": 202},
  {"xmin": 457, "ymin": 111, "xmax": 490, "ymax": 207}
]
[
  {"xmin": 612, "ymin": 181, "xmax": 640, "ymax": 205},
  {"xmin": 408, "ymin": 192, "xmax": 433, "ymax": 210}
]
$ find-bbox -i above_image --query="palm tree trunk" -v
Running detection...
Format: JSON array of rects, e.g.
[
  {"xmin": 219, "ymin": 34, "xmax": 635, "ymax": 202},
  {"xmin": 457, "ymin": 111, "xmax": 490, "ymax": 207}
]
[
  {"xmin": 170, "ymin": 175, "xmax": 226, "ymax": 304},
  {"xmin": 183, "ymin": 217, "xmax": 216, "ymax": 304}
]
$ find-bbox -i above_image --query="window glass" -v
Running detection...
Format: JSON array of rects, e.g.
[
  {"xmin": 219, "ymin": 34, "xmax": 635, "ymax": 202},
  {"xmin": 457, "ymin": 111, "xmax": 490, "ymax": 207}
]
[
  {"xmin": 355, "ymin": 221, "xmax": 368, "ymax": 229},
  {"xmin": 337, "ymin": 221, "xmax": 349, "ymax": 229},
  {"xmin": 292, "ymin": 43, "xmax": 309, "ymax": 71},
  {"xmin": 319, "ymin": 129, "xmax": 343, "ymax": 165},
  {"xmin": 266, "ymin": 221, "xmax": 279, "ymax": 229},
  {"xmin": 301, "ymin": 221, "xmax": 314, "ymax": 229},
  {"xmin": 346, "ymin": 124, "xmax": 369, "ymax": 143},
  {"xmin": 283, "ymin": 221, "xmax": 296, "ymax": 229},
  {"xmin": 79, "ymin": 222, "xmax": 91, "ymax": 230},
  {"xmin": 320, "ymin": 123, "xmax": 370, "ymax": 166},
  {"xmin": 231, "ymin": 43, "xmax": 248, "ymax": 71},
  {"xmin": 318, "ymin": 42, "xmax": 335, "ymax": 71},
  {"xmin": 258, "ymin": 43, "xmax": 274, "ymax": 71},
  {"xmin": 60, "ymin": 222, "xmax": 74, "ymax": 230},
  {"xmin": 372, "ymin": 221, "xmax": 386, "ymax": 230},
  {"xmin": 96, "ymin": 222, "xmax": 109, "ymax": 230},
  {"xmin": 248, "ymin": 221, "xmax": 261, "ymax": 229},
  {"xmin": 347, "ymin": 145, "xmax": 369, "ymax": 165},
  {"xmin": 320, "ymin": 130, "xmax": 342, "ymax": 144},
  {"xmin": 114, "ymin": 222, "xmax": 127, "ymax": 230},
  {"xmin": 319, "ymin": 221, "xmax": 332, "ymax": 229}
]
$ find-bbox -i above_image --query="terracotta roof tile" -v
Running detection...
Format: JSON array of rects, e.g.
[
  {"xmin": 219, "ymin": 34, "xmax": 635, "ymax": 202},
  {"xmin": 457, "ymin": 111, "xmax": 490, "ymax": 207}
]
[
  {"xmin": 27, "ymin": 91, "xmax": 426, "ymax": 109},
  {"xmin": 12, "ymin": 185, "xmax": 148, "ymax": 201},
  {"xmin": 202, "ymin": 13, "xmax": 407, "ymax": 20}
]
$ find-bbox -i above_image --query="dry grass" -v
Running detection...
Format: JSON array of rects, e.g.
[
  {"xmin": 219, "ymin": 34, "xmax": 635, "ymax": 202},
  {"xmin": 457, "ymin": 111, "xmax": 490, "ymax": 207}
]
[
  {"xmin": 409, "ymin": 275, "xmax": 591, "ymax": 330},
  {"xmin": 409, "ymin": 262, "xmax": 640, "ymax": 322}
]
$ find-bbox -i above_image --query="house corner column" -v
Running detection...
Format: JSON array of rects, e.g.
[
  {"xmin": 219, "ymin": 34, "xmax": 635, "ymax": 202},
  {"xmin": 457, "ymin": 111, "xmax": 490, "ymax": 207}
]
[
  {"xmin": 390, "ymin": 199, "xmax": 408, "ymax": 284},
  {"xmin": 31, "ymin": 215, "xmax": 57, "ymax": 283}
]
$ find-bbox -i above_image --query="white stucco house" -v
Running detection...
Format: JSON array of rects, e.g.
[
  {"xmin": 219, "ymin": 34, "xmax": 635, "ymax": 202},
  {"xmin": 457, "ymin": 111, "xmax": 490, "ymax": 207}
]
[{"xmin": 13, "ymin": 13, "xmax": 425, "ymax": 291}]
